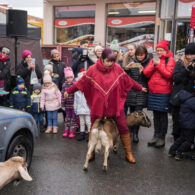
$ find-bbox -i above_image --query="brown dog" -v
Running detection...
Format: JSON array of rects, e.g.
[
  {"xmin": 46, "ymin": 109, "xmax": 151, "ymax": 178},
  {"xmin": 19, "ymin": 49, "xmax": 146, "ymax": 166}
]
[{"xmin": 0, "ymin": 156, "xmax": 32, "ymax": 189}]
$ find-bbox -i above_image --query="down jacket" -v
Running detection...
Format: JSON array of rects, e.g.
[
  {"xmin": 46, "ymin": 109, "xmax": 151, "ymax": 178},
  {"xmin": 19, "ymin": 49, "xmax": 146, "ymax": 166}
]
[
  {"xmin": 125, "ymin": 55, "xmax": 151, "ymax": 107},
  {"xmin": 170, "ymin": 59, "xmax": 195, "ymax": 105},
  {"xmin": 40, "ymin": 83, "xmax": 61, "ymax": 111},
  {"xmin": 74, "ymin": 90, "xmax": 90, "ymax": 115},
  {"xmin": 178, "ymin": 90, "xmax": 195, "ymax": 130},
  {"xmin": 9, "ymin": 87, "xmax": 31, "ymax": 109},
  {"xmin": 143, "ymin": 51, "xmax": 176, "ymax": 94}
]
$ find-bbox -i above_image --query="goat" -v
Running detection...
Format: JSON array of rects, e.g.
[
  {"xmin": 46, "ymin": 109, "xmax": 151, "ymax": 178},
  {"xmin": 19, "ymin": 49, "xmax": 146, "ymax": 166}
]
[
  {"xmin": 83, "ymin": 118, "xmax": 120, "ymax": 172},
  {"xmin": 126, "ymin": 111, "xmax": 151, "ymax": 128},
  {"xmin": 83, "ymin": 111, "xmax": 151, "ymax": 172},
  {"xmin": 0, "ymin": 156, "xmax": 32, "ymax": 190}
]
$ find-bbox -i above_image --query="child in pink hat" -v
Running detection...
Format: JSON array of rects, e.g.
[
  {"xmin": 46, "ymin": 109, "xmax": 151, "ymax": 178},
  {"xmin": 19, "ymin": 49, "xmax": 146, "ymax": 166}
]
[
  {"xmin": 40, "ymin": 70, "xmax": 61, "ymax": 134},
  {"xmin": 61, "ymin": 67, "xmax": 77, "ymax": 138}
]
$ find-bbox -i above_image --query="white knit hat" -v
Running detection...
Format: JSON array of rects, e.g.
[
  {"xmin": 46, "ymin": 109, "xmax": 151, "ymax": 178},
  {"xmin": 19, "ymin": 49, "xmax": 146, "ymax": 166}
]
[
  {"xmin": 2, "ymin": 47, "xmax": 10, "ymax": 54},
  {"xmin": 94, "ymin": 46, "xmax": 103, "ymax": 53},
  {"xmin": 44, "ymin": 63, "xmax": 53, "ymax": 73},
  {"xmin": 43, "ymin": 70, "xmax": 52, "ymax": 83}
]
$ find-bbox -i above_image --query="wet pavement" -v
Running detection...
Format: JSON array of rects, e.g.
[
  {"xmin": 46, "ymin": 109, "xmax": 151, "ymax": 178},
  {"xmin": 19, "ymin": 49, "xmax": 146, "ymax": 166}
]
[{"xmin": 1, "ymin": 111, "xmax": 195, "ymax": 195}]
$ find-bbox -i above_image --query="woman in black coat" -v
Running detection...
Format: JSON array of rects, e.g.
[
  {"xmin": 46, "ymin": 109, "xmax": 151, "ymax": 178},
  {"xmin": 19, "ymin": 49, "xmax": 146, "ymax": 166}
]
[
  {"xmin": 0, "ymin": 47, "xmax": 11, "ymax": 106},
  {"xmin": 49, "ymin": 49, "xmax": 66, "ymax": 90},
  {"xmin": 124, "ymin": 45, "xmax": 150, "ymax": 143},
  {"xmin": 17, "ymin": 50, "xmax": 42, "ymax": 93},
  {"xmin": 170, "ymin": 43, "xmax": 195, "ymax": 140}
]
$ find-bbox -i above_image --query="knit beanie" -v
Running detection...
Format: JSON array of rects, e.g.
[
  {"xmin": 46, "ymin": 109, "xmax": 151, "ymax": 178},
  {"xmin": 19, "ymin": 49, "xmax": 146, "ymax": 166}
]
[
  {"xmin": 33, "ymin": 83, "xmax": 42, "ymax": 91},
  {"xmin": 77, "ymin": 48, "xmax": 84, "ymax": 55},
  {"xmin": 156, "ymin": 40, "xmax": 169, "ymax": 52},
  {"xmin": 22, "ymin": 50, "xmax": 32, "ymax": 60},
  {"xmin": 51, "ymin": 49, "xmax": 59, "ymax": 56},
  {"xmin": 94, "ymin": 46, "xmax": 103, "ymax": 53},
  {"xmin": 110, "ymin": 40, "xmax": 120, "ymax": 52},
  {"xmin": 44, "ymin": 63, "xmax": 53, "ymax": 73},
  {"xmin": 2, "ymin": 47, "xmax": 10, "ymax": 55},
  {"xmin": 17, "ymin": 77, "xmax": 25, "ymax": 85},
  {"xmin": 185, "ymin": 43, "xmax": 195, "ymax": 55},
  {"xmin": 64, "ymin": 67, "xmax": 74, "ymax": 79},
  {"xmin": 43, "ymin": 70, "xmax": 52, "ymax": 83}
]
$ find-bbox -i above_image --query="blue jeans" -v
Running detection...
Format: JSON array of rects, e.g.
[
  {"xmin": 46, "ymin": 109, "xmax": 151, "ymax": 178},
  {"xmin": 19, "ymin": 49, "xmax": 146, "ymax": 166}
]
[
  {"xmin": 47, "ymin": 110, "xmax": 58, "ymax": 126},
  {"xmin": 32, "ymin": 112, "xmax": 44, "ymax": 127}
]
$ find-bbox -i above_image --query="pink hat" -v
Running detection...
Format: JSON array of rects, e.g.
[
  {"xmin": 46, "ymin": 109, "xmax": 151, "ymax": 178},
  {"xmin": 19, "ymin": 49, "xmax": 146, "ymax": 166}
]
[
  {"xmin": 64, "ymin": 67, "xmax": 74, "ymax": 79},
  {"xmin": 22, "ymin": 50, "xmax": 32, "ymax": 60},
  {"xmin": 43, "ymin": 70, "xmax": 52, "ymax": 83}
]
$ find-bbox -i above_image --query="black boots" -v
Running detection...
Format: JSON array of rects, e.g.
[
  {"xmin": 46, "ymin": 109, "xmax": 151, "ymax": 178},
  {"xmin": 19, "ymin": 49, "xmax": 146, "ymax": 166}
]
[
  {"xmin": 77, "ymin": 132, "xmax": 85, "ymax": 141},
  {"xmin": 132, "ymin": 126, "xmax": 139, "ymax": 143}
]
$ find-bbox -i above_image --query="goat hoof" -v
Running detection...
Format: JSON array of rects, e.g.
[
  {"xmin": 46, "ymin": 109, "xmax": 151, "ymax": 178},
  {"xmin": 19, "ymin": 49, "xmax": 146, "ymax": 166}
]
[
  {"xmin": 83, "ymin": 166, "xmax": 88, "ymax": 171},
  {"xmin": 103, "ymin": 166, "xmax": 107, "ymax": 172}
]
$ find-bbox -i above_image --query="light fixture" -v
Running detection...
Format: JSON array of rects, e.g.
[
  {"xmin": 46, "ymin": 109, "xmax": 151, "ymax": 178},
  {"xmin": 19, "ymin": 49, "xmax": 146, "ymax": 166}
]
[
  {"xmin": 108, "ymin": 11, "xmax": 120, "ymax": 15},
  {"xmin": 138, "ymin": 10, "xmax": 156, "ymax": 14}
]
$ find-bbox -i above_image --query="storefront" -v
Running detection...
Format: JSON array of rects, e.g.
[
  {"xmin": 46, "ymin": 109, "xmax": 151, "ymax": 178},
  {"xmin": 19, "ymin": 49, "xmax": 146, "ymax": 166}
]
[
  {"xmin": 159, "ymin": 0, "xmax": 195, "ymax": 54},
  {"xmin": 43, "ymin": 0, "xmax": 195, "ymax": 54}
]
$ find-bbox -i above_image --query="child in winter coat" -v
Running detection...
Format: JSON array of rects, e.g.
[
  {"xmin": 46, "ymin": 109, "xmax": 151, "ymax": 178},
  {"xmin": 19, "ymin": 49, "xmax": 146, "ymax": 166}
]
[
  {"xmin": 44, "ymin": 62, "xmax": 60, "ymax": 88},
  {"xmin": 74, "ymin": 70, "xmax": 91, "ymax": 141},
  {"xmin": 9, "ymin": 76, "xmax": 31, "ymax": 112},
  {"xmin": 61, "ymin": 67, "xmax": 77, "ymax": 138},
  {"xmin": 168, "ymin": 90, "xmax": 195, "ymax": 160},
  {"xmin": 64, "ymin": 48, "xmax": 147, "ymax": 163},
  {"xmin": 31, "ymin": 83, "xmax": 45, "ymax": 133},
  {"xmin": 40, "ymin": 71, "xmax": 61, "ymax": 134}
]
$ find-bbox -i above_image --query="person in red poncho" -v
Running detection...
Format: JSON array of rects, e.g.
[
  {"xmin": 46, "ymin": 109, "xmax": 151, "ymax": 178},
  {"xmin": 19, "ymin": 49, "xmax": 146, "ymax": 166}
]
[
  {"xmin": 65, "ymin": 48, "xmax": 147, "ymax": 163},
  {"xmin": 143, "ymin": 40, "xmax": 176, "ymax": 148}
]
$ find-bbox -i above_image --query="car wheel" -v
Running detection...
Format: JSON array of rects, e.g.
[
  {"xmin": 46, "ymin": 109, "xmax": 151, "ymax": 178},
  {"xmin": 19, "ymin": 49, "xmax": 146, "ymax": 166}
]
[{"xmin": 6, "ymin": 134, "xmax": 33, "ymax": 169}]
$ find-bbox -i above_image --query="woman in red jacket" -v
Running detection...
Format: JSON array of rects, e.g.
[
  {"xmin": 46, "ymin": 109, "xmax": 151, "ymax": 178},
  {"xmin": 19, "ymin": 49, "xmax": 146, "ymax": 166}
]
[
  {"xmin": 65, "ymin": 48, "xmax": 147, "ymax": 163},
  {"xmin": 143, "ymin": 40, "xmax": 176, "ymax": 148}
]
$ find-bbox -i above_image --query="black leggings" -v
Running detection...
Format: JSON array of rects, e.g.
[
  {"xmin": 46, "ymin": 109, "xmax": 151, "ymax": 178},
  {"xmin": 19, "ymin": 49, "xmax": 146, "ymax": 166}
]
[{"xmin": 153, "ymin": 110, "xmax": 168, "ymax": 139}]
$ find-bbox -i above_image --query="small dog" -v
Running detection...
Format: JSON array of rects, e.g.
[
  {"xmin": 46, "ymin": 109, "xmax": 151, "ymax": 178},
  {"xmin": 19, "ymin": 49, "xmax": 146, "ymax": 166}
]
[{"xmin": 0, "ymin": 156, "xmax": 32, "ymax": 189}]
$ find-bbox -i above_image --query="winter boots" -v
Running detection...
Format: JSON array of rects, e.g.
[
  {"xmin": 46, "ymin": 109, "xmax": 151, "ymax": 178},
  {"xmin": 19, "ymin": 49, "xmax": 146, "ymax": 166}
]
[
  {"xmin": 62, "ymin": 129, "xmax": 69, "ymax": 137},
  {"xmin": 53, "ymin": 126, "xmax": 58, "ymax": 134},
  {"xmin": 120, "ymin": 133, "xmax": 136, "ymax": 163},
  {"xmin": 69, "ymin": 130, "xmax": 76, "ymax": 138},
  {"xmin": 132, "ymin": 126, "xmax": 139, "ymax": 143},
  {"xmin": 45, "ymin": 126, "xmax": 52, "ymax": 134},
  {"xmin": 77, "ymin": 132, "xmax": 85, "ymax": 141}
]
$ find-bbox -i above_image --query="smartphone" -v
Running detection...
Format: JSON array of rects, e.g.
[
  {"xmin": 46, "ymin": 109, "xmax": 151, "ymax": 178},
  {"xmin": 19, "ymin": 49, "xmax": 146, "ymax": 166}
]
[
  {"xmin": 31, "ymin": 58, "xmax": 36, "ymax": 64},
  {"xmin": 82, "ymin": 49, "xmax": 88, "ymax": 56},
  {"xmin": 152, "ymin": 53, "xmax": 159, "ymax": 61}
]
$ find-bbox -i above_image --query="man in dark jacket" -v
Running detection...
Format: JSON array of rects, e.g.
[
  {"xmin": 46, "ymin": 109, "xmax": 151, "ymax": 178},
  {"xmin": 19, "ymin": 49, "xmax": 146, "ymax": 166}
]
[
  {"xmin": 0, "ymin": 47, "xmax": 11, "ymax": 106},
  {"xmin": 71, "ymin": 40, "xmax": 94, "ymax": 77},
  {"xmin": 49, "ymin": 49, "xmax": 66, "ymax": 90},
  {"xmin": 17, "ymin": 50, "xmax": 42, "ymax": 93},
  {"xmin": 170, "ymin": 43, "xmax": 195, "ymax": 140}
]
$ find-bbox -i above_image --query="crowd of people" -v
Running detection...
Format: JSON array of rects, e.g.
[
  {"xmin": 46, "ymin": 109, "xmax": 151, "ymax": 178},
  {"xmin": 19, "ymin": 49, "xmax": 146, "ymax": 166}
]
[{"xmin": 0, "ymin": 39, "xmax": 195, "ymax": 162}]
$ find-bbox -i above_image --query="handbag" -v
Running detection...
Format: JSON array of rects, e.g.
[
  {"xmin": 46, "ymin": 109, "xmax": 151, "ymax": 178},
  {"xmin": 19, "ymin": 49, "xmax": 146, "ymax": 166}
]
[{"xmin": 30, "ymin": 70, "xmax": 38, "ymax": 85}]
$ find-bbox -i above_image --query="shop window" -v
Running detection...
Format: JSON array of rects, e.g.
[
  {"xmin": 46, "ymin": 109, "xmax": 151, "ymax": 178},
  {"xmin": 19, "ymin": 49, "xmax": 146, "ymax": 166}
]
[
  {"xmin": 176, "ymin": 21, "xmax": 190, "ymax": 53},
  {"xmin": 161, "ymin": 0, "xmax": 175, "ymax": 19},
  {"xmin": 177, "ymin": 0, "xmax": 195, "ymax": 17},
  {"xmin": 55, "ymin": 5, "xmax": 95, "ymax": 45},
  {"xmin": 106, "ymin": 2, "xmax": 156, "ymax": 51}
]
